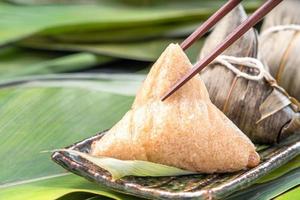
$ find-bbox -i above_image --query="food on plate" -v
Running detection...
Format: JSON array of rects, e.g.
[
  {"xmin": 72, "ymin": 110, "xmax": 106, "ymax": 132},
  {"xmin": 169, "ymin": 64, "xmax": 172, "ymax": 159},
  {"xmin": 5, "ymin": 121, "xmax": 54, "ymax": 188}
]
[{"xmin": 91, "ymin": 43, "xmax": 260, "ymax": 173}]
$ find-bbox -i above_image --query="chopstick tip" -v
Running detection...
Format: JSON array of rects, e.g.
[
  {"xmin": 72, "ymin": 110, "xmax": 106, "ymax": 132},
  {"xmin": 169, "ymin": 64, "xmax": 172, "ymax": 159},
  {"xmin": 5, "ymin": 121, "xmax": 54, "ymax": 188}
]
[
  {"xmin": 161, "ymin": 94, "xmax": 168, "ymax": 102},
  {"xmin": 161, "ymin": 89, "xmax": 176, "ymax": 101}
]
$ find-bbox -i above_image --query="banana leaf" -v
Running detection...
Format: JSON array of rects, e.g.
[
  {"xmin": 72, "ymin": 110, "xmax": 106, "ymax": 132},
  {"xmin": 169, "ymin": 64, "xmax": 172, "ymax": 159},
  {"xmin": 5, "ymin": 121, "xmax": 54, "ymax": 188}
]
[
  {"xmin": 0, "ymin": 1, "xmax": 261, "ymax": 46},
  {"xmin": 0, "ymin": 47, "xmax": 113, "ymax": 79},
  {"xmin": 19, "ymin": 37, "xmax": 203, "ymax": 62}
]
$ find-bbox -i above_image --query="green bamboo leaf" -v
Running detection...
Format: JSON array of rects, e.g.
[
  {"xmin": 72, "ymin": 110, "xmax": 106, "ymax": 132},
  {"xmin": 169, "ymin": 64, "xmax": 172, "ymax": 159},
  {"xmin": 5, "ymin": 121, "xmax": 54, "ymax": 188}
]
[
  {"xmin": 0, "ymin": 1, "xmax": 261, "ymax": 46},
  {"xmin": 0, "ymin": 73, "xmax": 143, "ymax": 199},
  {"xmin": 0, "ymin": 47, "xmax": 113, "ymax": 79},
  {"xmin": 275, "ymin": 186, "xmax": 300, "ymax": 200},
  {"xmin": 0, "ymin": 74, "xmax": 138, "ymax": 185},
  {"xmin": 0, "ymin": 73, "xmax": 144, "ymax": 96},
  {"xmin": 0, "ymin": 47, "xmax": 59, "ymax": 74},
  {"xmin": 256, "ymin": 156, "xmax": 300, "ymax": 183},
  {"xmin": 84, "ymin": 195, "xmax": 114, "ymax": 200},
  {"xmin": 4, "ymin": 0, "xmax": 228, "ymax": 6},
  {"xmin": 0, "ymin": 174, "xmax": 140, "ymax": 200},
  {"xmin": 20, "ymin": 37, "xmax": 203, "ymax": 62},
  {"xmin": 59, "ymin": 149, "xmax": 195, "ymax": 180},
  {"xmin": 56, "ymin": 192, "xmax": 98, "ymax": 200},
  {"xmin": 5, "ymin": 0, "xmax": 261, "ymax": 7},
  {"xmin": 10, "ymin": 52, "xmax": 112, "ymax": 76},
  {"xmin": 0, "ymin": 2, "xmax": 207, "ymax": 45},
  {"xmin": 44, "ymin": 23, "xmax": 196, "ymax": 43},
  {"xmin": 226, "ymin": 168, "xmax": 300, "ymax": 200}
]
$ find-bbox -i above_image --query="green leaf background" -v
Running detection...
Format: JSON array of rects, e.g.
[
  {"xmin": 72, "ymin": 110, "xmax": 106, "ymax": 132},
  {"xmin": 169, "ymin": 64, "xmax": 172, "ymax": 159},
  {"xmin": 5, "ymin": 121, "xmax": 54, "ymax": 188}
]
[
  {"xmin": 0, "ymin": 75, "xmax": 138, "ymax": 200},
  {"xmin": 0, "ymin": 0, "xmax": 299, "ymax": 199}
]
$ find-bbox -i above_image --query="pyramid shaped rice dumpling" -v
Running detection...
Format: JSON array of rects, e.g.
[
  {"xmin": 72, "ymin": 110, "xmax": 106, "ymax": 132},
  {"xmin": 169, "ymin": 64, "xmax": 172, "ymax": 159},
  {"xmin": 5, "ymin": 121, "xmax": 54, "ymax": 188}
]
[{"xmin": 91, "ymin": 44, "xmax": 260, "ymax": 173}]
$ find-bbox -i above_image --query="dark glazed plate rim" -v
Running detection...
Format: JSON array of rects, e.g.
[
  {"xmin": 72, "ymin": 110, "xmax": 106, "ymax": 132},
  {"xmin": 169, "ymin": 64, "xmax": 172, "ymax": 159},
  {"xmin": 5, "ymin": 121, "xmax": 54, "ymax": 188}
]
[{"xmin": 52, "ymin": 131, "xmax": 300, "ymax": 200}]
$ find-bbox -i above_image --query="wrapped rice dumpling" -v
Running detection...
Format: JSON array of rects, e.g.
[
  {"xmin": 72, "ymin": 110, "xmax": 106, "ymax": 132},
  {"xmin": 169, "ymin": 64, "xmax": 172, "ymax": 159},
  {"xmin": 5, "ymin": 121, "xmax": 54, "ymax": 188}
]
[
  {"xmin": 200, "ymin": 5, "xmax": 300, "ymax": 144},
  {"xmin": 91, "ymin": 43, "xmax": 260, "ymax": 173},
  {"xmin": 259, "ymin": 0, "xmax": 300, "ymax": 100}
]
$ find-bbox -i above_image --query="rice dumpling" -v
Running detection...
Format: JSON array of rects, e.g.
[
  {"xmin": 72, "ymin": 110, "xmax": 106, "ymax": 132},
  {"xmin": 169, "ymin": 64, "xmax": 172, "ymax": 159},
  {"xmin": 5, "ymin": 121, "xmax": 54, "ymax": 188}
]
[
  {"xmin": 91, "ymin": 43, "xmax": 260, "ymax": 173},
  {"xmin": 259, "ymin": 0, "xmax": 300, "ymax": 100},
  {"xmin": 199, "ymin": 5, "xmax": 300, "ymax": 144}
]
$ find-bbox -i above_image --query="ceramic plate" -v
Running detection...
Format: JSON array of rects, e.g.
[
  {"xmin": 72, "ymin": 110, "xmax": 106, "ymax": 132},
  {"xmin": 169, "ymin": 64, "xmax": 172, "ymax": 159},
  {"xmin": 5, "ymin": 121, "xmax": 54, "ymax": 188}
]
[{"xmin": 52, "ymin": 131, "xmax": 300, "ymax": 200}]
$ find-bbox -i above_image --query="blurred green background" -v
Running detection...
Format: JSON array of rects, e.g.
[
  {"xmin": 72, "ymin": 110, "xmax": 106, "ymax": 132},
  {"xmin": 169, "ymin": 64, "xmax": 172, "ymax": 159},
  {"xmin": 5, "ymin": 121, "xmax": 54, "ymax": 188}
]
[{"xmin": 0, "ymin": 0, "xmax": 299, "ymax": 200}]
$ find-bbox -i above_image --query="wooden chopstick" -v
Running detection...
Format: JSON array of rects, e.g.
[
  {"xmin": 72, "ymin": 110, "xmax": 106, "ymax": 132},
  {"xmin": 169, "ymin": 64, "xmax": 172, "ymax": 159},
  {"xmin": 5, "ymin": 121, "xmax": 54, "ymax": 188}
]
[
  {"xmin": 162, "ymin": 0, "xmax": 283, "ymax": 101},
  {"xmin": 181, "ymin": 0, "xmax": 242, "ymax": 50}
]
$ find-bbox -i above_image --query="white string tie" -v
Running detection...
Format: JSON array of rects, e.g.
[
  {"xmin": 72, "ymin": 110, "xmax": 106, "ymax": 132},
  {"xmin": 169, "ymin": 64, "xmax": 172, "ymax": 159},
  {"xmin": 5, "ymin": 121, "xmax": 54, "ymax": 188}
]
[{"xmin": 212, "ymin": 55, "xmax": 267, "ymax": 81}]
